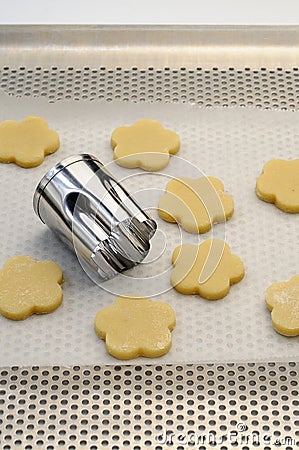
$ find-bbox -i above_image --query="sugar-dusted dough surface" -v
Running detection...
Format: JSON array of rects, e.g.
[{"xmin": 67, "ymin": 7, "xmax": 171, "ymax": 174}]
[
  {"xmin": 0, "ymin": 116, "xmax": 60, "ymax": 167},
  {"xmin": 158, "ymin": 176, "xmax": 234, "ymax": 233},
  {"xmin": 256, "ymin": 159, "xmax": 299, "ymax": 213},
  {"xmin": 0, "ymin": 256, "xmax": 63, "ymax": 320},
  {"xmin": 171, "ymin": 240, "xmax": 245, "ymax": 300},
  {"xmin": 94, "ymin": 295, "xmax": 176, "ymax": 360},
  {"xmin": 265, "ymin": 275, "xmax": 299, "ymax": 337},
  {"xmin": 111, "ymin": 119, "xmax": 180, "ymax": 171}
]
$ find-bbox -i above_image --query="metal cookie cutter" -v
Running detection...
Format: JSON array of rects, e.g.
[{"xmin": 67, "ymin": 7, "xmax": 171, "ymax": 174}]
[{"xmin": 33, "ymin": 154, "xmax": 157, "ymax": 282}]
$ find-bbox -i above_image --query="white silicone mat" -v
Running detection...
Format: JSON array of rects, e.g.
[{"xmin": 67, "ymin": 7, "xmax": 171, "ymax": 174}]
[{"xmin": 0, "ymin": 91, "xmax": 298, "ymax": 365}]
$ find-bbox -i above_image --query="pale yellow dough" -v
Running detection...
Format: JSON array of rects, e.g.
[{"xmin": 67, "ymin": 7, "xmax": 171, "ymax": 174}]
[
  {"xmin": 265, "ymin": 275, "xmax": 299, "ymax": 337},
  {"xmin": 0, "ymin": 256, "xmax": 63, "ymax": 320},
  {"xmin": 158, "ymin": 176, "xmax": 234, "ymax": 233},
  {"xmin": 94, "ymin": 295, "xmax": 176, "ymax": 360},
  {"xmin": 0, "ymin": 116, "xmax": 60, "ymax": 168},
  {"xmin": 256, "ymin": 159, "xmax": 299, "ymax": 213},
  {"xmin": 171, "ymin": 240, "xmax": 245, "ymax": 300},
  {"xmin": 111, "ymin": 119, "xmax": 180, "ymax": 171}
]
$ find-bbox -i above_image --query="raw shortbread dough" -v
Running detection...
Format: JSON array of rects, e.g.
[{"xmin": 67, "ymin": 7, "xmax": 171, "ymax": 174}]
[
  {"xmin": 171, "ymin": 239, "xmax": 245, "ymax": 300},
  {"xmin": 94, "ymin": 295, "xmax": 176, "ymax": 360},
  {"xmin": 0, "ymin": 256, "xmax": 63, "ymax": 320},
  {"xmin": 0, "ymin": 116, "xmax": 60, "ymax": 167},
  {"xmin": 256, "ymin": 159, "xmax": 299, "ymax": 213},
  {"xmin": 265, "ymin": 275, "xmax": 299, "ymax": 337},
  {"xmin": 111, "ymin": 119, "xmax": 180, "ymax": 171},
  {"xmin": 158, "ymin": 176, "xmax": 234, "ymax": 233}
]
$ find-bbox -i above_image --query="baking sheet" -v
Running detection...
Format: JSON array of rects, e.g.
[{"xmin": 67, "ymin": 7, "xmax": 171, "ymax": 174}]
[{"xmin": 0, "ymin": 91, "xmax": 298, "ymax": 365}]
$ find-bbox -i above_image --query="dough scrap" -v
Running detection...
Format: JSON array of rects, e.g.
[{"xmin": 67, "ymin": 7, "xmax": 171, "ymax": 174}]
[
  {"xmin": 158, "ymin": 176, "xmax": 234, "ymax": 233},
  {"xmin": 111, "ymin": 119, "xmax": 180, "ymax": 171},
  {"xmin": 256, "ymin": 159, "xmax": 299, "ymax": 213},
  {"xmin": 171, "ymin": 240, "xmax": 245, "ymax": 300},
  {"xmin": 265, "ymin": 275, "xmax": 299, "ymax": 337},
  {"xmin": 0, "ymin": 116, "xmax": 60, "ymax": 168},
  {"xmin": 94, "ymin": 295, "xmax": 176, "ymax": 360},
  {"xmin": 0, "ymin": 256, "xmax": 63, "ymax": 320}
]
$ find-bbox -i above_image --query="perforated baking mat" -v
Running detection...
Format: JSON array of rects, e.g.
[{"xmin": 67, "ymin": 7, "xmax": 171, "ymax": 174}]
[{"xmin": 0, "ymin": 91, "xmax": 298, "ymax": 366}]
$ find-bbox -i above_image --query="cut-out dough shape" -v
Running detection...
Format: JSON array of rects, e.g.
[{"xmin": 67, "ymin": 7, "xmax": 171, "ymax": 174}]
[
  {"xmin": 158, "ymin": 176, "xmax": 234, "ymax": 233},
  {"xmin": 0, "ymin": 116, "xmax": 60, "ymax": 167},
  {"xmin": 171, "ymin": 240, "xmax": 245, "ymax": 300},
  {"xmin": 265, "ymin": 275, "xmax": 299, "ymax": 337},
  {"xmin": 256, "ymin": 159, "xmax": 299, "ymax": 213},
  {"xmin": 0, "ymin": 256, "xmax": 63, "ymax": 320},
  {"xmin": 94, "ymin": 295, "xmax": 176, "ymax": 360},
  {"xmin": 111, "ymin": 119, "xmax": 180, "ymax": 171}
]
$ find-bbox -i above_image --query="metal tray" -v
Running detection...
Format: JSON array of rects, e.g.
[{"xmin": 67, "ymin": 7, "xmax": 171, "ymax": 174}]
[{"xmin": 0, "ymin": 25, "xmax": 298, "ymax": 450}]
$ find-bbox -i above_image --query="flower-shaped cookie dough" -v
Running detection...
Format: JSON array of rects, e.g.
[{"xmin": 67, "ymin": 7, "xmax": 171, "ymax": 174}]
[
  {"xmin": 0, "ymin": 116, "xmax": 60, "ymax": 167},
  {"xmin": 265, "ymin": 275, "xmax": 299, "ymax": 337},
  {"xmin": 256, "ymin": 159, "xmax": 299, "ymax": 213},
  {"xmin": 94, "ymin": 295, "xmax": 176, "ymax": 360},
  {"xmin": 158, "ymin": 176, "xmax": 234, "ymax": 233},
  {"xmin": 111, "ymin": 119, "xmax": 180, "ymax": 171},
  {"xmin": 0, "ymin": 256, "xmax": 63, "ymax": 320},
  {"xmin": 171, "ymin": 239, "xmax": 245, "ymax": 300}
]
